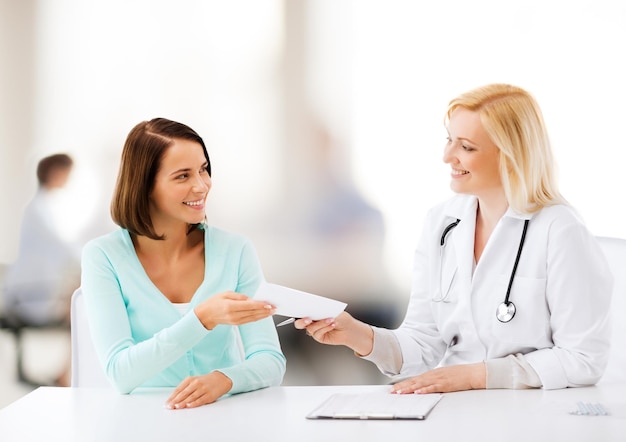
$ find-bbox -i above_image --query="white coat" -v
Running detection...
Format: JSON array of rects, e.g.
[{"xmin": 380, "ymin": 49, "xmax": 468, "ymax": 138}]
[{"xmin": 394, "ymin": 194, "xmax": 613, "ymax": 389}]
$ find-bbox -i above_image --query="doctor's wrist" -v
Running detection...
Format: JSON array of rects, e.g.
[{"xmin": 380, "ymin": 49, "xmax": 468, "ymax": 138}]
[
  {"xmin": 350, "ymin": 318, "xmax": 375, "ymax": 357},
  {"xmin": 469, "ymin": 362, "xmax": 487, "ymax": 390}
]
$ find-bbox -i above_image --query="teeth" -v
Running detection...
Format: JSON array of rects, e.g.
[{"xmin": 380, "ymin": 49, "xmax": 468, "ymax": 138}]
[
  {"xmin": 184, "ymin": 200, "xmax": 203, "ymax": 206},
  {"xmin": 452, "ymin": 170, "xmax": 469, "ymax": 175}
]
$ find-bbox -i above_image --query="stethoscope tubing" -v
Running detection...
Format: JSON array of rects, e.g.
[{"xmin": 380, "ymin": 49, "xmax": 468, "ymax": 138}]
[
  {"xmin": 503, "ymin": 219, "xmax": 529, "ymax": 306},
  {"xmin": 440, "ymin": 219, "xmax": 461, "ymax": 246},
  {"xmin": 437, "ymin": 217, "xmax": 530, "ymax": 323}
]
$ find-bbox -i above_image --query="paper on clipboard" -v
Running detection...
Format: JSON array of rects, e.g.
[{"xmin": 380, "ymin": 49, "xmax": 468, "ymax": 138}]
[
  {"xmin": 306, "ymin": 391, "xmax": 443, "ymax": 420},
  {"xmin": 254, "ymin": 282, "xmax": 347, "ymax": 321}
]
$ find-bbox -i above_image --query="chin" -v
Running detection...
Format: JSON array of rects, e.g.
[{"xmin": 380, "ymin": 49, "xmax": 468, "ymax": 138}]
[
  {"xmin": 450, "ymin": 185, "xmax": 472, "ymax": 196},
  {"xmin": 450, "ymin": 183, "xmax": 464, "ymax": 193}
]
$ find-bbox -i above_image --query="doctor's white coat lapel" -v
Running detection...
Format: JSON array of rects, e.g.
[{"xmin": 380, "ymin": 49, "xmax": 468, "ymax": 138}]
[
  {"xmin": 434, "ymin": 196, "xmax": 487, "ymax": 364},
  {"xmin": 445, "ymin": 196, "xmax": 477, "ymax": 293}
]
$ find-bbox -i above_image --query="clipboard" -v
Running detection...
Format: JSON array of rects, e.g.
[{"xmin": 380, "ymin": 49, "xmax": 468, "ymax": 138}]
[{"xmin": 306, "ymin": 391, "xmax": 443, "ymax": 420}]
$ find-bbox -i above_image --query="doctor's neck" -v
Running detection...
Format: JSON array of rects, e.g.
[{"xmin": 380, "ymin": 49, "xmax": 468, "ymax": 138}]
[{"xmin": 476, "ymin": 195, "xmax": 508, "ymax": 227}]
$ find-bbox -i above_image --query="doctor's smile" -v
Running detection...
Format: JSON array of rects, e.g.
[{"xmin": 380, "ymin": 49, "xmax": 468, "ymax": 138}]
[{"xmin": 450, "ymin": 169, "xmax": 469, "ymax": 177}]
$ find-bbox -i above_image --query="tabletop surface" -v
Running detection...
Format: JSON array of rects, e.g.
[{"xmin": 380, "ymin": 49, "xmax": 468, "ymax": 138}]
[{"xmin": 1, "ymin": 383, "xmax": 625, "ymax": 441}]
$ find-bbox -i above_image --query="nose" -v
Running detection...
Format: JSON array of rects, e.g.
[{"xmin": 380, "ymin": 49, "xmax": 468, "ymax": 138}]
[
  {"xmin": 192, "ymin": 173, "xmax": 210, "ymax": 192},
  {"xmin": 442, "ymin": 140, "xmax": 455, "ymax": 164}
]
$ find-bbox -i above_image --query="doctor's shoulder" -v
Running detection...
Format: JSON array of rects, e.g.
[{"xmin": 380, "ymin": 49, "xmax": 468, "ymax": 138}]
[{"xmin": 531, "ymin": 204, "xmax": 597, "ymax": 242}]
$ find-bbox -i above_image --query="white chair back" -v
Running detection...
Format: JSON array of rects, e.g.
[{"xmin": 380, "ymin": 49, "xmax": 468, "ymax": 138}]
[
  {"xmin": 70, "ymin": 288, "xmax": 110, "ymax": 387},
  {"xmin": 596, "ymin": 236, "xmax": 626, "ymax": 384}
]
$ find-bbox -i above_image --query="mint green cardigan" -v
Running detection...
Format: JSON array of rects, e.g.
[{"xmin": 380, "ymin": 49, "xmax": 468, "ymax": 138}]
[{"xmin": 80, "ymin": 225, "xmax": 286, "ymax": 394}]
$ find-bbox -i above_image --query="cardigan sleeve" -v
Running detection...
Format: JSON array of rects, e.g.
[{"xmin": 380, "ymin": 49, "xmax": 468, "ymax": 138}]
[{"xmin": 214, "ymin": 240, "xmax": 286, "ymax": 394}]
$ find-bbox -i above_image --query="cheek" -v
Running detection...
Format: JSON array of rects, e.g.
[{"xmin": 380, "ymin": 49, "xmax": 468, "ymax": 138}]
[
  {"xmin": 490, "ymin": 158, "xmax": 502, "ymax": 182},
  {"xmin": 473, "ymin": 155, "xmax": 500, "ymax": 180}
]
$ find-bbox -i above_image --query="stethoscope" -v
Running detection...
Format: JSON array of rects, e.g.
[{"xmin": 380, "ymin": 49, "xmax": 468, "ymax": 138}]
[{"xmin": 437, "ymin": 217, "xmax": 530, "ymax": 323}]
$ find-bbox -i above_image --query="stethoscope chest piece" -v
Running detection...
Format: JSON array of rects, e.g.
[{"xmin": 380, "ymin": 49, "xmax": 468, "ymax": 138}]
[{"xmin": 496, "ymin": 301, "xmax": 516, "ymax": 323}]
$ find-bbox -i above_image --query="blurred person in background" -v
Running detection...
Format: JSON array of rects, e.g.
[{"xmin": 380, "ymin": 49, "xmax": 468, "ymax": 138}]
[
  {"xmin": 2, "ymin": 153, "xmax": 80, "ymax": 386},
  {"xmin": 80, "ymin": 118, "xmax": 285, "ymax": 409},
  {"xmin": 264, "ymin": 119, "xmax": 395, "ymax": 386},
  {"xmin": 295, "ymin": 83, "xmax": 612, "ymax": 392}
]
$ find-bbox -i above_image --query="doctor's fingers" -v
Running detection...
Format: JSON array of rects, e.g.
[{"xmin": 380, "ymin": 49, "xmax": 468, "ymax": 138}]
[
  {"xmin": 307, "ymin": 321, "xmax": 338, "ymax": 341},
  {"xmin": 294, "ymin": 317, "xmax": 332, "ymax": 332},
  {"xmin": 294, "ymin": 317, "xmax": 335, "ymax": 331},
  {"xmin": 294, "ymin": 318, "xmax": 313, "ymax": 330},
  {"xmin": 392, "ymin": 365, "xmax": 481, "ymax": 394},
  {"xmin": 391, "ymin": 374, "xmax": 443, "ymax": 395}
]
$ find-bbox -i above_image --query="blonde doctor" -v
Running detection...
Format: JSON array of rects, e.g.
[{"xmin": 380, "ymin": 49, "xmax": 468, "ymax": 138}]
[{"xmin": 295, "ymin": 83, "xmax": 613, "ymax": 393}]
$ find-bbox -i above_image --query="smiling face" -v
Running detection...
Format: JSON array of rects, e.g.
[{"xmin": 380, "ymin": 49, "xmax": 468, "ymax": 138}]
[
  {"xmin": 149, "ymin": 138, "xmax": 212, "ymax": 231},
  {"xmin": 443, "ymin": 107, "xmax": 503, "ymax": 201}
]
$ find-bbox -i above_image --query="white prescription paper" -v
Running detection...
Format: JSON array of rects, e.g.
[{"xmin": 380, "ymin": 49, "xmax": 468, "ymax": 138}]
[{"xmin": 254, "ymin": 282, "xmax": 347, "ymax": 320}]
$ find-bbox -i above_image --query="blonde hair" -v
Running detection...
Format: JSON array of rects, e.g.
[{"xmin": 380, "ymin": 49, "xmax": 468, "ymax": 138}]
[{"xmin": 445, "ymin": 83, "xmax": 565, "ymax": 214}]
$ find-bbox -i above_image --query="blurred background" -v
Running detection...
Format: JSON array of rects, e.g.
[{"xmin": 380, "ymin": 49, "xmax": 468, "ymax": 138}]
[{"xmin": 1, "ymin": 0, "xmax": 625, "ymax": 407}]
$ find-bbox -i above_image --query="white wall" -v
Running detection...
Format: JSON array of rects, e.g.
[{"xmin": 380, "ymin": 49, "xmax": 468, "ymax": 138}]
[
  {"xmin": 347, "ymin": 0, "xmax": 626, "ymax": 288},
  {"xmin": 1, "ymin": 0, "xmax": 625, "ymax": 300}
]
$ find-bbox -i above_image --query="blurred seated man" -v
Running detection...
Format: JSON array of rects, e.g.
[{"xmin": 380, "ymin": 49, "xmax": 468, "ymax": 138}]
[{"xmin": 3, "ymin": 153, "xmax": 81, "ymax": 385}]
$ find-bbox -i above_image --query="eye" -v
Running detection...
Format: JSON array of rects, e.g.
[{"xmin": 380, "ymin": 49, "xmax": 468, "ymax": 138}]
[
  {"xmin": 199, "ymin": 166, "xmax": 208, "ymax": 174},
  {"xmin": 462, "ymin": 144, "xmax": 475, "ymax": 152},
  {"xmin": 175, "ymin": 173, "xmax": 189, "ymax": 180}
]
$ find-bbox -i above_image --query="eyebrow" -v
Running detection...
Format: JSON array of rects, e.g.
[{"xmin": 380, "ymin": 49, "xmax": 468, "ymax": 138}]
[
  {"xmin": 169, "ymin": 168, "xmax": 191, "ymax": 177},
  {"xmin": 457, "ymin": 136, "xmax": 479, "ymax": 145},
  {"xmin": 448, "ymin": 131, "xmax": 479, "ymax": 146},
  {"xmin": 168, "ymin": 162, "xmax": 208, "ymax": 177}
]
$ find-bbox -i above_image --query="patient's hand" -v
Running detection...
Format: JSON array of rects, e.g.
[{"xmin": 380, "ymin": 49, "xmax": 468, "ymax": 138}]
[
  {"xmin": 165, "ymin": 371, "xmax": 233, "ymax": 409},
  {"xmin": 194, "ymin": 291, "xmax": 275, "ymax": 330}
]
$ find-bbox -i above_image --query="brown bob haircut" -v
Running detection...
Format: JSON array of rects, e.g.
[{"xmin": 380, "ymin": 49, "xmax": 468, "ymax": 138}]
[{"xmin": 110, "ymin": 118, "xmax": 211, "ymax": 240}]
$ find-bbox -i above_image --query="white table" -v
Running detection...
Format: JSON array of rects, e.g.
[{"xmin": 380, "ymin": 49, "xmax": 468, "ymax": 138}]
[{"xmin": 1, "ymin": 384, "xmax": 625, "ymax": 441}]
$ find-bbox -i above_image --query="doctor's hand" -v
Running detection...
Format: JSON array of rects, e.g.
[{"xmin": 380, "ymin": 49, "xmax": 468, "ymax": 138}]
[
  {"xmin": 194, "ymin": 291, "xmax": 275, "ymax": 331},
  {"xmin": 391, "ymin": 363, "xmax": 486, "ymax": 394},
  {"xmin": 165, "ymin": 371, "xmax": 233, "ymax": 410},
  {"xmin": 294, "ymin": 312, "xmax": 375, "ymax": 357}
]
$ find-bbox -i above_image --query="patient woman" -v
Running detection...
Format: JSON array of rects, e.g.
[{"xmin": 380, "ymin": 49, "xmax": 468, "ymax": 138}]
[{"xmin": 81, "ymin": 118, "xmax": 285, "ymax": 409}]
